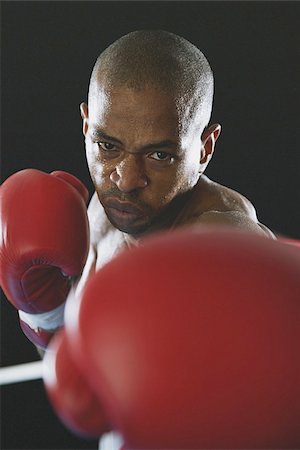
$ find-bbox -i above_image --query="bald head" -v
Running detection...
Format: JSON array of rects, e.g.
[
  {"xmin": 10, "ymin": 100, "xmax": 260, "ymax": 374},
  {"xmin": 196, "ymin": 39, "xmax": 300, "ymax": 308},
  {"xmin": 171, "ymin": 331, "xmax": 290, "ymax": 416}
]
[{"xmin": 88, "ymin": 30, "xmax": 214, "ymax": 134}]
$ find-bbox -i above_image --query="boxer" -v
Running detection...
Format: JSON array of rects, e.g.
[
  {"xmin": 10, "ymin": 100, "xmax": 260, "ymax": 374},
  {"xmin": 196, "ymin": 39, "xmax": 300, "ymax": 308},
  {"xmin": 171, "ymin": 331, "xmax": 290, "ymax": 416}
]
[
  {"xmin": 1, "ymin": 30, "xmax": 280, "ymax": 449},
  {"xmin": 75, "ymin": 29, "xmax": 275, "ymax": 291}
]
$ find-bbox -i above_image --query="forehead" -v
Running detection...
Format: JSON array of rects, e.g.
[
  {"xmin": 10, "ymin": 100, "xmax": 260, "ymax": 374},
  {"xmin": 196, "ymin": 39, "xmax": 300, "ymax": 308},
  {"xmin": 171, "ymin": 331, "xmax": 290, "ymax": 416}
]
[{"xmin": 88, "ymin": 82, "xmax": 182, "ymax": 139}]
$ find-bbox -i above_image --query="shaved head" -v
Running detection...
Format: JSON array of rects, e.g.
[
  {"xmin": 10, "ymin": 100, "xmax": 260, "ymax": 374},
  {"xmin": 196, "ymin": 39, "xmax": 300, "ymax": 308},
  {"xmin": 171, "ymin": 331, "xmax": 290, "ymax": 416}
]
[{"xmin": 88, "ymin": 30, "xmax": 214, "ymax": 134}]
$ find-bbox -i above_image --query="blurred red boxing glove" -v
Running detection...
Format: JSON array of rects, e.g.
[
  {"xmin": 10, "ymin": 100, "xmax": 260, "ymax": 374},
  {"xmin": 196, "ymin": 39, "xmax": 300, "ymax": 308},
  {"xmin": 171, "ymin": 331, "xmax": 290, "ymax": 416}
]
[
  {"xmin": 43, "ymin": 327, "xmax": 111, "ymax": 438},
  {"xmin": 63, "ymin": 229, "xmax": 300, "ymax": 449},
  {"xmin": 0, "ymin": 169, "xmax": 89, "ymax": 349}
]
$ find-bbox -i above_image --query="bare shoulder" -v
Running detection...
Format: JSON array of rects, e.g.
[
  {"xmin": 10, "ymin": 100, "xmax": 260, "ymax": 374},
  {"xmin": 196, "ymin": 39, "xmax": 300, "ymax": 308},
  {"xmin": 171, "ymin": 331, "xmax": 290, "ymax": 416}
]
[
  {"xmin": 87, "ymin": 192, "xmax": 128, "ymax": 270},
  {"xmin": 181, "ymin": 176, "xmax": 275, "ymax": 238},
  {"xmin": 87, "ymin": 192, "xmax": 113, "ymax": 241},
  {"xmin": 194, "ymin": 175, "xmax": 257, "ymax": 219}
]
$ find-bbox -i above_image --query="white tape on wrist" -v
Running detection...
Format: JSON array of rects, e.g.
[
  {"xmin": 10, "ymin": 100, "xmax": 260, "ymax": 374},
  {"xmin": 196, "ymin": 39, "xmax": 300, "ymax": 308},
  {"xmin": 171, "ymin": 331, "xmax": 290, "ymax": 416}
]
[
  {"xmin": 18, "ymin": 302, "xmax": 65, "ymax": 331},
  {"xmin": 98, "ymin": 431, "xmax": 124, "ymax": 450}
]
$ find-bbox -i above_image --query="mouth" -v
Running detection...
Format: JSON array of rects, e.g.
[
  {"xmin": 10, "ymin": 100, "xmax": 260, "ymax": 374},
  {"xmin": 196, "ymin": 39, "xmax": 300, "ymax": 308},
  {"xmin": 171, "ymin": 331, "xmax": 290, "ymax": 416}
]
[
  {"xmin": 104, "ymin": 198, "xmax": 146, "ymax": 224},
  {"xmin": 105, "ymin": 199, "xmax": 144, "ymax": 215}
]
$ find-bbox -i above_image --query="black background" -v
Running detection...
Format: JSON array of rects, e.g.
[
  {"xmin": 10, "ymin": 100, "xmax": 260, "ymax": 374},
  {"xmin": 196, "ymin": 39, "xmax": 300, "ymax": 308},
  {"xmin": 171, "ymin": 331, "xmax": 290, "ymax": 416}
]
[{"xmin": 1, "ymin": 1, "xmax": 300, "ymax": 449}]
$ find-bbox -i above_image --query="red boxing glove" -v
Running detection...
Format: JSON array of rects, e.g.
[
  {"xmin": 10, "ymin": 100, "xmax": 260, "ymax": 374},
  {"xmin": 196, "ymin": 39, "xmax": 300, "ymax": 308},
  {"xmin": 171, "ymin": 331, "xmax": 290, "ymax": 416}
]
[
  {"xmin": 64, "ymin": 229, "xmax": 300, "ymax": 449},
  {"xmin": 43, "ymin": 328, "xmax": 111, "ymax": 438},
  {"xmin": 0, "ymin": 169, "xmax": 89, "ymax": 348}
]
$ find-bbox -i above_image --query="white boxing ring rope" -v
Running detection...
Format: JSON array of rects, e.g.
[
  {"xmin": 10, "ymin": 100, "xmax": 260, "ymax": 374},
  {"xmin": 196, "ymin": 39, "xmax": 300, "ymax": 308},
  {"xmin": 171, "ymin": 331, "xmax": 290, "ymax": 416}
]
[
  {"xmin": 0, "ymin": 360, "xmax": 124, "ymax": 449},
  {"xmin": 0, "ymin": 360, "xmax": 43, "ymax": 385}
]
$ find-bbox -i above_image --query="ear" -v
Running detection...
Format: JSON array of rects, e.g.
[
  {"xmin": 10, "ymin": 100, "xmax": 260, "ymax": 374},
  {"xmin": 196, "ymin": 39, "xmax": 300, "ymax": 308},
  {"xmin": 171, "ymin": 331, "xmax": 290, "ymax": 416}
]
[
  {"xmin": 80, "ymin": 102, "xmax": 89, "ymax": 136},
  {"xmin": 199, "ymin": 123, "xmax": 221, "ymax": 171}
]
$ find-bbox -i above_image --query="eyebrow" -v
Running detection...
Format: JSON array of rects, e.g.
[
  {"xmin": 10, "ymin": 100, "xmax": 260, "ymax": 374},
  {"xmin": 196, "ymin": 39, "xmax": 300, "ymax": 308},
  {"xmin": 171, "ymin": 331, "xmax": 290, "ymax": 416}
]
[{"xmin": 90, "ymin": 129, "xmax": 177, "ymax": 152}]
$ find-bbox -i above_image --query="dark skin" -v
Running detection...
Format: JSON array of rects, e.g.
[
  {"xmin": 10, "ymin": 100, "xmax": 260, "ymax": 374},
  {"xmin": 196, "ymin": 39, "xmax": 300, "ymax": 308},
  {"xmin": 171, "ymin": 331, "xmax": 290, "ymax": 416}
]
[
  {"xmin": 37, "ymin": 80, "xmax": 273, "ymax": 359},
  {"xmin": 80, "ymin": 81, "xmax": 274, "ymax": 244}
]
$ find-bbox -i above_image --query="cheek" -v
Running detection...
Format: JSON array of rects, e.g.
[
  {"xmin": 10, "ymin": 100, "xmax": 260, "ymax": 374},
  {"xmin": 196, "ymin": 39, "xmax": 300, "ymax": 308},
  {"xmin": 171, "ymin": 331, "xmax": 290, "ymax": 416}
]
[
  {"xmin": 86, "ymin": 143, "xmax": 110, "ymax": 188},
  {"xmin": 152, "ymin": 162, "xmax": 198, "ymax": 207},
  {"xmin": 182, "ymin": 160, "xmax": 200, "ymax": 187},
  {"xmin": 174, "ymin": 148, "xmax": 201, "ymax": 191},
  {"xmin": 168, "ymin": 158, "xmax": 199, "ymax": 193},
  {"xmin": 177, "ymin": 135, "xmax": 202, "ymax": 185}
]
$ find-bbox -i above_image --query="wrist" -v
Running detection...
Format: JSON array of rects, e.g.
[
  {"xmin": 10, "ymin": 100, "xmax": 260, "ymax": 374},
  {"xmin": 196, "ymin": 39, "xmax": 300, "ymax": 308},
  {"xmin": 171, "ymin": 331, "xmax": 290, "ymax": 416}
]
[
  {"xmin": 18, "ymin": 302, "xmax": 66, "ymax": 349},
  {"xmin": 18, "ymin": 302, "xmax": 66, "ymax": 331}
]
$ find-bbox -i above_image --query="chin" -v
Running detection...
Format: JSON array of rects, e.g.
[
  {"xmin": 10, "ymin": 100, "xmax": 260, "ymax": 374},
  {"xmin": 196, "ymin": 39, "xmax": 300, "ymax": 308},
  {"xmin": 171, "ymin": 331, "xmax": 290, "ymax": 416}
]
[{"xmin": 107, "ymin": 215, "xmax": 153, "ymax": 237}]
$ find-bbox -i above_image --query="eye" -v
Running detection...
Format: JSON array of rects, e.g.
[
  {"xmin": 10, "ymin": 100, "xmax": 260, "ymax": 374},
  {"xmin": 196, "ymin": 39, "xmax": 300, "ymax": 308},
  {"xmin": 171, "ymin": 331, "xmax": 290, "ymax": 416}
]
[
  {"xmin": 149, "ymin": 151, "xmax": 172, "ymax": 162},
  {"xmin": 97, "ymin": 142, "xmax": 116, "ymax": 151}
]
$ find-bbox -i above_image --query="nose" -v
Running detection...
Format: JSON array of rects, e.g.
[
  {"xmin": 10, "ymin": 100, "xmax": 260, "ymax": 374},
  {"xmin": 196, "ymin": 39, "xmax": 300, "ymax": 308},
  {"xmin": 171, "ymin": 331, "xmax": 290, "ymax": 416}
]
[{"xmin": 110, "ymin": 155, "xmax": 148, "ymax": 193}]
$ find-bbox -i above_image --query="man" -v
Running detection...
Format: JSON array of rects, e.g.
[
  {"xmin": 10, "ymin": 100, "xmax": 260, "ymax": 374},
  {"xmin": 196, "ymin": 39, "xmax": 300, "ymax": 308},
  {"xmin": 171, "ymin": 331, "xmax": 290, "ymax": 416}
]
[
  {"xmin": 67, "ymin": 32, "xmax": 275, "ymax": 447},
  {"xmin": 76, "ymin": 29, "xmax": 274, "ymax": 287},
  {"xmin": 0, "ymin": 30, "xmax": 276, "ymax": 449}
]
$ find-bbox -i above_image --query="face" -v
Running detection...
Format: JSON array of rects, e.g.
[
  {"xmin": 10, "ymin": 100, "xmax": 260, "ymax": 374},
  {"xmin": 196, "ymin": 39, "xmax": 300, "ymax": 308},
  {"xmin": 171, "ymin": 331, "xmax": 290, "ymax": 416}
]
[{"xmin": 82, "ymin": 82, "xmax": 208, "ymax": 237}]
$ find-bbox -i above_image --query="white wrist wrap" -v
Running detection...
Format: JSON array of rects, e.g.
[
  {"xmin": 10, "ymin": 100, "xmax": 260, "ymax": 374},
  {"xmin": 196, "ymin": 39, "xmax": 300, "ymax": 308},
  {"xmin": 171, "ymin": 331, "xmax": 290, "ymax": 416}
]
[{"xmin": 18, "ymin": 302, "xmax": 65, "ymax": 332}]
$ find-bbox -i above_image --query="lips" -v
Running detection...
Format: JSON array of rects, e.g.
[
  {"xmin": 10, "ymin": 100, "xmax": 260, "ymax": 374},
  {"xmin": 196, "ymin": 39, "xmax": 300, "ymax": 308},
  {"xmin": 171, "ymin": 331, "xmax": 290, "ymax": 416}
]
[
  {"xmin": 105, "ymin": 198, "xmax": 144, "ymax": 216},
  {"xmin": 103, "ymin": 196, "xmax": 150, "ymax": 233}
]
